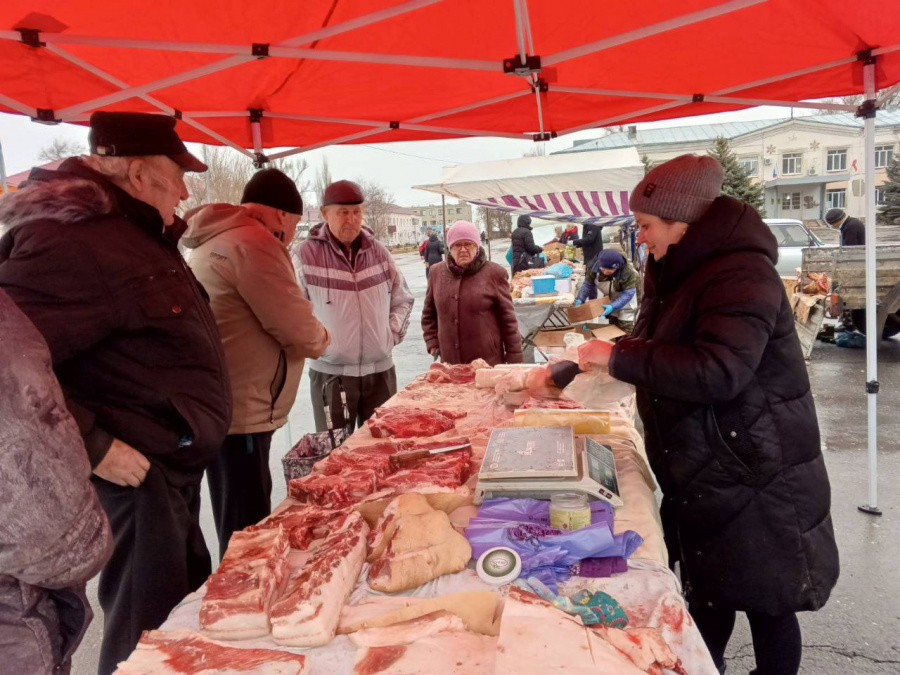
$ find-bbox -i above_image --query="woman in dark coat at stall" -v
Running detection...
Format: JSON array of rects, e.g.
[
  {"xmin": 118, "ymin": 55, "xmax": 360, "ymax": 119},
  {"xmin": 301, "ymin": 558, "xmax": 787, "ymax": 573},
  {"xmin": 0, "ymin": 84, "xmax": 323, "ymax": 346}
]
[
  {"xmin": 422, "ymin": 220, "xmax": 523, "ymax": 365},
  {"xmin": 570, "ymin": 155, "xmax": 839, "ymax": 675}
]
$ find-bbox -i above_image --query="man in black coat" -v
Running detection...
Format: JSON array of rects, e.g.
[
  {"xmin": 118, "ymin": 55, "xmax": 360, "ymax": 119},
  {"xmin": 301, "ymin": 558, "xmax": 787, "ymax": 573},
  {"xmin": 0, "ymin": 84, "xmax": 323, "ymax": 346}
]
[
  {"xmin": 562, "ymin": 155, "xmax": 839, "ymax": 675},
  {"xmin": 573, "ymin": 222, "xmax": 603, "ymax": 267},
  {"xmin": 826, "ymin": 208, "xmax": 868, "ymax": 333},
  {"xmin": 825, "ymin": 207, "xmax": 865, "ymax": 246},
  {"xmin": 0, "ymin": 112, "xmax": 232, "ymax": 674},
  {"xmin": 510, "ymin": 214, "xmax": 544, "ymax": 273}
]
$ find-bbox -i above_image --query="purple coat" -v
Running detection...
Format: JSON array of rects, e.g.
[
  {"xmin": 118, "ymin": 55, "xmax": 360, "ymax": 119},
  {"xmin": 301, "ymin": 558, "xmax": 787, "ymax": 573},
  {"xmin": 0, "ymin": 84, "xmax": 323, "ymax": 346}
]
[{"xmin": 0, "ymin": 290, "xmax": 112, "ymax": 673}]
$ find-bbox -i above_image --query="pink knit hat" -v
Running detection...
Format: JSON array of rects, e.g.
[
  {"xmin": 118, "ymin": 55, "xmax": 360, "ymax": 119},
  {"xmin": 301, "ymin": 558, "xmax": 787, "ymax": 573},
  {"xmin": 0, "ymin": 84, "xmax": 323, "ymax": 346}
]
[{"xmin": 447, "ymin": 220, "xmax": 480, "ymax": 247}]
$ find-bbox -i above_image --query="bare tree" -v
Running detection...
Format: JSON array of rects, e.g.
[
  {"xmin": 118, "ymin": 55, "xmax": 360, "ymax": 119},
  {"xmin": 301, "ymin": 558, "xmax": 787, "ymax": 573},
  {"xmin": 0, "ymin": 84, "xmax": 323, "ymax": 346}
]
[
  {"xmin": 38, "ymin": 137, "xmax": 87, "ymax": 163},
  {"xmin": 522, "ymin": 143, "xmax": 547, "ymax": 158},
  {"xmin": 180, "ymin": 146, "xmax": 309, "ymax": 214},
  {"xmin": 357, "ymin": 179, "xmax": 395, "ymax": 242},
  {"xmin": 477, "ymin": 205, "xmax": 513, "ymax": 238},
  {"xmin": 314, "ymin": 158, "xmax": 333, "ymax": 206},
  {"xmin": 811, "ymin": 88, "xmax": 900, "ymax": 114}
]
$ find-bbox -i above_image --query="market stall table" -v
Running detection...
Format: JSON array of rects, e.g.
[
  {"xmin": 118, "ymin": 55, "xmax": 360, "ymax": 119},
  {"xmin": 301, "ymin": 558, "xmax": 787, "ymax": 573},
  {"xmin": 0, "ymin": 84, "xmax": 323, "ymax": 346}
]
[{"xmin": 150, "ymin": 368, "xmax": 716, "ymax": 674}]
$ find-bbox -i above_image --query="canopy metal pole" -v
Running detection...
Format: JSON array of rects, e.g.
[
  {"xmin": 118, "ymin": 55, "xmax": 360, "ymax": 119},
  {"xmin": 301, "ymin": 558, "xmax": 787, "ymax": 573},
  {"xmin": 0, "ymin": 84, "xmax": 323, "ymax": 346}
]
[
  {"xmin": 859, "ymin": 56, "xmax": 881, "ymax": 516},
  {"xmin": 0, "ymin": 139, "xmax": 9, "ymax": 196},
  {"xmin": 442, "ymin": 194, "xmax": 447, "ymax": 250}
]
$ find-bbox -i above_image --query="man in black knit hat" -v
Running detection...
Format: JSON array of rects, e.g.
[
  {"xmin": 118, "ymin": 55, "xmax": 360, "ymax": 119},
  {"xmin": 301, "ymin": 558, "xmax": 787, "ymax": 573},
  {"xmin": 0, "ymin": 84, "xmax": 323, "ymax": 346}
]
[{"xmin": 183, "ymin": 168, "xmax": 330, "ymax": 558}]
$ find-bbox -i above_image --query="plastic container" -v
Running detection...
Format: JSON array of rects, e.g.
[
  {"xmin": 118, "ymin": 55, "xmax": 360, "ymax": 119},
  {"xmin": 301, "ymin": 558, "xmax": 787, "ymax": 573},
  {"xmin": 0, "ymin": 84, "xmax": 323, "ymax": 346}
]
[
  {"xmin": 476, "ymin": 547, "xmax": 522, "ymax": 585},
  {"xmin": 549, "ymin": 492, "xmax": 591, "ymax": 532},
  {"xmin": 531, "ymin": 275, "xmax": 556, "ymax": 295},
  {"xmin": 555, "ymin": 278, "xmax": 572, "ymax": 294},
  {"xmin": 280, "ymin": 427, "xmax": 349, "ymax": 485}
]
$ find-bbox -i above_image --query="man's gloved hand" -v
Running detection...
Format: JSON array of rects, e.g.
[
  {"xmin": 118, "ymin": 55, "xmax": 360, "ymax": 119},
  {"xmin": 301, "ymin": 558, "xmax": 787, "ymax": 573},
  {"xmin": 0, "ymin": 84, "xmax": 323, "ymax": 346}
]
[
  {"xmin": 602, "ymin": 304, "xmax": 614, "ymax": 317},
  {"xmin": 573, "ymin": 299, "xmax": 583, "ymax": 307}
]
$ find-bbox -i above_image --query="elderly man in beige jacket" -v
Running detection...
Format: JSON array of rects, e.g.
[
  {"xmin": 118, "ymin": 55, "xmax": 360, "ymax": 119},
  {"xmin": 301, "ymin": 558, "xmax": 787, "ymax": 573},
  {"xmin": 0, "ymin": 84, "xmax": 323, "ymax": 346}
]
[{"xmin": 184, "ymin": 168, "xmax": 329, "ymax": 557}]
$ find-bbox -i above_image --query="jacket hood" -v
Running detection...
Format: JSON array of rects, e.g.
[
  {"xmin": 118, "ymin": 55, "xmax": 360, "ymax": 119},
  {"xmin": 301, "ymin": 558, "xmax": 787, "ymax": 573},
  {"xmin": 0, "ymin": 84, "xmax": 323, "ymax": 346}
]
[
  {"xmin": 182, "ymin": 203, "xmax": 262, "ymax": 248},
  {"xmin": 0, "ymin": 157, "xmax": 185, "ymax": 241},
  {"xmin": 0, "ymin": 158, "xmax": 115, "ymax": 235},
  {"xmin": 653, "ymin": 195, "xmax": 777, "ymax": 288}
]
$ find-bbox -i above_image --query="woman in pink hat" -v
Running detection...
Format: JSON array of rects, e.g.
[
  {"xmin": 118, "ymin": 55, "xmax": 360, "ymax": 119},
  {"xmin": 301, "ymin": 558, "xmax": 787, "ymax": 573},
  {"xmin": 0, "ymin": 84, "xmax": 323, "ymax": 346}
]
[{"xmin": 422, "ymin": 220, "xmax": 523, "ymax": 365}]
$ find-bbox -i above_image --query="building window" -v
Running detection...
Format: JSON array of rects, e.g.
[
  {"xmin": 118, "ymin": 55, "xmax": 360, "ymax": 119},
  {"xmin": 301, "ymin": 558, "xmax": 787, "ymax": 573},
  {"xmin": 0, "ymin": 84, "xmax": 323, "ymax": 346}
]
[
  {"xmin": 826, "ymin": 188, "xmax": 847, "ymax": 210},
  {"xmin": 782, "ymin": 153, "xmax": 802, "ymax": 175},
  {"xmin": 826, "ymin": 149, "xmax": 847, "ymax": 172},
  {"xmin": 782, "ymin": 192, "xmax": 801, "ymax": 210},
  {"xmin": 876, "ymin": 187, "xmax": 887, "ymax": 206},
  {"xmin": 738, "ymin": 156, "xmax": 759, "ymax": 177},
  {"xmin": 875, "ymin": 145, "xmax": 894, "ymax": 168}
]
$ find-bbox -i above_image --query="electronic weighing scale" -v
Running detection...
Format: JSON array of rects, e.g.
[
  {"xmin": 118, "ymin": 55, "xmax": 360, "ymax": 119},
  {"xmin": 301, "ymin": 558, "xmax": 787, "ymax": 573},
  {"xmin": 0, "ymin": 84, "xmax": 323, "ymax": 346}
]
[{"xmin": 474, "ymin": 426, "xmax": 623, "ymax": 507}]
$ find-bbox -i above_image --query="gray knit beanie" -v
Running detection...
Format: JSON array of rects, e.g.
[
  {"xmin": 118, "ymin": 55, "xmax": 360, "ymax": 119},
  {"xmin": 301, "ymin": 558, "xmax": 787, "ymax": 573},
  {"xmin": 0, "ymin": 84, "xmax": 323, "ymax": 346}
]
[{"xmin": 629, "ymin": 154, "xmax": 724, "ymax": 223}]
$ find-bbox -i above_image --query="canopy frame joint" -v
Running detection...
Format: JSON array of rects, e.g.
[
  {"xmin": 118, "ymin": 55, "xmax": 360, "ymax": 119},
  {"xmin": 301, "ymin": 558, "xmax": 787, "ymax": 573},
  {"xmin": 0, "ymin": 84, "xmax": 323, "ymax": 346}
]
[
  {"xmin": 692, "ymin": 93, "xmax": 705, "ymax": 103},
  {"xmin": 503, "ymin": 54, "xmax": 541, "ymax": 76},
  {"xmin": 532, "ymin": 131, "xmax": 556, "ymax": 142},
  {"xmin": 253, "ymin": 152, "xmax": 269, "ymax": 168},
  {"xmin": 18, "ymin": 28, "xmax": 45, "ymax": 48},
  {"xmin": 32, "ymin": 109, "xmax": 59, "ymax": 125},
  {"xmin": 251, "ymin": 43, "xmax": 270, "ymax": 58}
]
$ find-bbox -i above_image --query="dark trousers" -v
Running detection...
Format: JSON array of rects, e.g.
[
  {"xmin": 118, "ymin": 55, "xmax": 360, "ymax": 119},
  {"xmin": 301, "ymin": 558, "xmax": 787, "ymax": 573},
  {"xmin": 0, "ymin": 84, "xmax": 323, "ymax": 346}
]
[
  {"xmin": 206, "ymin": 431, "xmax": 274, "ymax": 560},
  {"xmin": 691, "ymin": 604, "xmax": 802, "ymax": 675},
  {"xmin": 93, "ymin": 468, "xmax": 210, "ymax": 674},
  {"xmin": 310, "ymin": 367, "xmax": 397, "ymax": 432}
]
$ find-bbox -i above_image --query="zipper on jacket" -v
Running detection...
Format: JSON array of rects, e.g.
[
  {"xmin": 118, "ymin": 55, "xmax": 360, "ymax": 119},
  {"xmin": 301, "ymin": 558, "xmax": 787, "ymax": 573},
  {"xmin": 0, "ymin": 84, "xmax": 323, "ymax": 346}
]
[{"xmin": 269, "ymin": 349, "xmax": 288, "ymax": 424}]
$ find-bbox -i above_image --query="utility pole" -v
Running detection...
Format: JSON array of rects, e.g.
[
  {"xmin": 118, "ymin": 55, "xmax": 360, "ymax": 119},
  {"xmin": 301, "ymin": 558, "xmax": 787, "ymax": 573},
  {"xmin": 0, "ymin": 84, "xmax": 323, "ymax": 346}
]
[
  {"xmin": 0, "ymin": 138, "xmax": 9, "ymax": 196},
  {"xmin": 441, "ymin": 194, "xmax": 447, "ymax": 249}
]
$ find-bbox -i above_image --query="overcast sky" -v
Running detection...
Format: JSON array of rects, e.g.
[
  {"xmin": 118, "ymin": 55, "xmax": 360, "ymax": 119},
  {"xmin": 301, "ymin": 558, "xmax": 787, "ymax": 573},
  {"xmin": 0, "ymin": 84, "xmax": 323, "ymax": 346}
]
[{"xmin": 0, "ymin": 105, "xmax": 812, "ymax": 207}]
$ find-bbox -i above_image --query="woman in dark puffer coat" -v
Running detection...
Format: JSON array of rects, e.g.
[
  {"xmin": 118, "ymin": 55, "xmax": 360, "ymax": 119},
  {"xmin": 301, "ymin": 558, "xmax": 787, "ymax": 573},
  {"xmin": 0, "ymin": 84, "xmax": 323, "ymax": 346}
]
[{"xmin": 575, "ymin": 155, "xmax": 839, "ymax": 675}]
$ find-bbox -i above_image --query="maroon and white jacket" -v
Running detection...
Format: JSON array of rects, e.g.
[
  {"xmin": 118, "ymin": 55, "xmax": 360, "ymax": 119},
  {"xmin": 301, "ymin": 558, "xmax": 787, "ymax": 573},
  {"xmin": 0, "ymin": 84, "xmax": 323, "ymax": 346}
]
[{"xmin": 291, "ymin": 224, "xmax": 413, "ymax": 377}]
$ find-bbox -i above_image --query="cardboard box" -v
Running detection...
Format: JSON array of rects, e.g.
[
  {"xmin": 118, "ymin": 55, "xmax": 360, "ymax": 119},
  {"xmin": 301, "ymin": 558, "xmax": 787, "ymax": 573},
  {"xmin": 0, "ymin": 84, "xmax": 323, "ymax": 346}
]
[
  {"xmin": 533, "ymin": 323, "xmax": 626, "ymax": 349},
  {"xmin": 566, "ymin": 297, "xmax": 610, "ymax": 323}
]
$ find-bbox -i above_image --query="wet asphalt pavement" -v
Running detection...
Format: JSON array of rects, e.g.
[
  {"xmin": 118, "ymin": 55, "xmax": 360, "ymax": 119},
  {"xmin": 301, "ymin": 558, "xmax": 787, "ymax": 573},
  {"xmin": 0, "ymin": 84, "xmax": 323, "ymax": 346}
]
[{"xmin": 73, "ymin": 244, "xmax": 900, "ymax": 673}]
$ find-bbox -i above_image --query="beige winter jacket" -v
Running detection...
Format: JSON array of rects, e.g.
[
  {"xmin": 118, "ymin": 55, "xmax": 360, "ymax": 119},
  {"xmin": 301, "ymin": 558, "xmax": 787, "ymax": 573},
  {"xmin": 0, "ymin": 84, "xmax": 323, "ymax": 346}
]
[{"xmin": 184, "ymin": 204, "xmax": 329, "ymax": 434}]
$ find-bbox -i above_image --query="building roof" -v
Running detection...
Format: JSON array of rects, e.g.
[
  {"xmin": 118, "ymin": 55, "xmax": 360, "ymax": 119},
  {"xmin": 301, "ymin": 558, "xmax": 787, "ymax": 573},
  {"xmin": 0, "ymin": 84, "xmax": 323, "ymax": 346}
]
[{"xmin": 557, "ymin": 108, "xmax": 900, "ymax": 154}]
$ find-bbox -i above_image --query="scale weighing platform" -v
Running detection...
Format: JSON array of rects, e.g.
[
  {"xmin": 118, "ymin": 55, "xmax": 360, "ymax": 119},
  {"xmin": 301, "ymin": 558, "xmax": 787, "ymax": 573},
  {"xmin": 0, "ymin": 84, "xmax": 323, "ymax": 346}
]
[{"xmin": 474, "ymin": 426, "xmax": 622, "ymax": 507}]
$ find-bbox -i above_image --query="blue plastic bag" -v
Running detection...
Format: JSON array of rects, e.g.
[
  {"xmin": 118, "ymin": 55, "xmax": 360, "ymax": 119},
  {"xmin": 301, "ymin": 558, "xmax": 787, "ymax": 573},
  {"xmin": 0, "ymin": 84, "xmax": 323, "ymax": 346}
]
[
  {"xmin": 546, "ymin": 262, "xmax": 574, "ymax": 279},
  {"xmin": 505, "ymin": 246, "xmax": 513, "ymax": 265}
]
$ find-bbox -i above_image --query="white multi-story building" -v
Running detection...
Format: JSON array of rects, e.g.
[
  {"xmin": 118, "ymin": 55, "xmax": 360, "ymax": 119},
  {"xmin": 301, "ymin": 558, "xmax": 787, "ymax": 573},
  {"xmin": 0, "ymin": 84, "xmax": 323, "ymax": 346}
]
[
  {"xmin": 555, "ymin": 110, "xmax": 900, "ymax": 222},
  {"xmin": 411, "ymin": 200, "xmax": 473, "ymax": 232},
  {"xmin": 385, "ymin": 206, "xmax": 421, "ymax": 247}
]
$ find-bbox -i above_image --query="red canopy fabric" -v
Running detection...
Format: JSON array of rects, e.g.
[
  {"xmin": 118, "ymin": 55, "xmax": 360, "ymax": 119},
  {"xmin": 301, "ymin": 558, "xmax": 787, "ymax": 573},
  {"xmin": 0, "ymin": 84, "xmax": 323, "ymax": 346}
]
[{"xmin": 1, "ymin": 0, "xmax": 898, "ymax": 156}]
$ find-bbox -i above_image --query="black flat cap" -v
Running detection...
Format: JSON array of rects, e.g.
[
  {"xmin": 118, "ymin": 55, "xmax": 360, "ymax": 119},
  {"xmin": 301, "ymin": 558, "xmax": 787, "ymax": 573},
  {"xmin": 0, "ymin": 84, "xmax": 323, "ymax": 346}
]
[
  {"xmin": 824, "ymin": 208, "xmax": 846, "ymax": 225},
  {"xmin": 241, "ymin": 168, "xmax": 303, "ymax": 215},
  {"xmin": 89, "ymin": 111, "xmax": 207, "ymax": 172},
  {"xmin": 322, "ymin": 180, "xmax": 364, "ymax": 206}
]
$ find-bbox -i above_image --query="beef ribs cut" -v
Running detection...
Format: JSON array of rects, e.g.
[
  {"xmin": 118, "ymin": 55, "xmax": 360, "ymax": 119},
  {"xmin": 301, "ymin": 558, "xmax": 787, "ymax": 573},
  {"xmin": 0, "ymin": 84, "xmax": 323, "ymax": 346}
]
[{"xmin": 367, "ymin": 406, "xmax": 466, "ymax": 439}]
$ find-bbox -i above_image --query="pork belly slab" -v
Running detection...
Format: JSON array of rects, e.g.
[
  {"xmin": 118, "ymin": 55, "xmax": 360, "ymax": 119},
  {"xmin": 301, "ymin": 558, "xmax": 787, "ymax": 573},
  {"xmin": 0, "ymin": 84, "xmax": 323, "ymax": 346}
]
[
  {"xmin": 270, "ymin": 512, "xmax": 369, "ymax": 647},
  {"xmin": 114, "ymin": 629, "xmax": 308, "ymax": 674}
]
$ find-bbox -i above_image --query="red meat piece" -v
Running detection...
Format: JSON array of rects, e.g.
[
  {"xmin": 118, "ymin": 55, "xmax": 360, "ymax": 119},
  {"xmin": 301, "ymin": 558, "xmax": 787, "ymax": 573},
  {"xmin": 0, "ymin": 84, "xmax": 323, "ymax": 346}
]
[
  {"xmin": 288, "ymin": 468, "xmax": 377, "ymax": 508},
  {"xmin": 424, "ymin": 362, "xmax": 479, "ymax": 384},
  {"xmin": 367, "ymin": 406, "xmax": 466, "ymax": 439}
]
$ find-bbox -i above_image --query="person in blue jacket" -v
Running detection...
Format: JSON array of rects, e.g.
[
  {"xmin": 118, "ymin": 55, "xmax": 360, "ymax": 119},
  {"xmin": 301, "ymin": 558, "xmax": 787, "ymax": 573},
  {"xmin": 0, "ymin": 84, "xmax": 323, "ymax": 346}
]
[{"xmin": 573, "ymin": 249, "xmax": 639, "ymax": 334}]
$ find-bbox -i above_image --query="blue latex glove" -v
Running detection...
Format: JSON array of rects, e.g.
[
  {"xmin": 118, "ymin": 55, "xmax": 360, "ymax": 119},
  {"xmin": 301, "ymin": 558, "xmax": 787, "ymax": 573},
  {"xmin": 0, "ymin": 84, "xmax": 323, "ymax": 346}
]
[
  {"xmin": 602, "ymin": 304, "xmax": 614, "ymax": 317},
  {"xmin": 573, "ymin": 299, "xmax": 583, "ymax": 307}
]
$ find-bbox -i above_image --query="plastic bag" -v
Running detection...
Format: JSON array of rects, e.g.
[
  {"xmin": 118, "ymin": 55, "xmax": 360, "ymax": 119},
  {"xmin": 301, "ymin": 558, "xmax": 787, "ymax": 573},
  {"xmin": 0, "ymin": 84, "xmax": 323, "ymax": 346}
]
[
  {"xmin": 546, "ymin": 262, "xmax": 574, "ymax": 279},
  {"xmin": 465, "ymin": 498, "xmax": 643, "ymax": 590}
]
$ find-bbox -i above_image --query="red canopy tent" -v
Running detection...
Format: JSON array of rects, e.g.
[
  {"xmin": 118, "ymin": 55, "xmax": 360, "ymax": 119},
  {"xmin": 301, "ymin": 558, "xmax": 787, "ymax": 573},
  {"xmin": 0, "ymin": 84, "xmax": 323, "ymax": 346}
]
[
  {"xmin": 1, "ymin": 0, "xmax": 898, "ymax": 159},
  {"xmin": 2, "ymin": 0, "xmax": 899, "ymax": 511}
]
